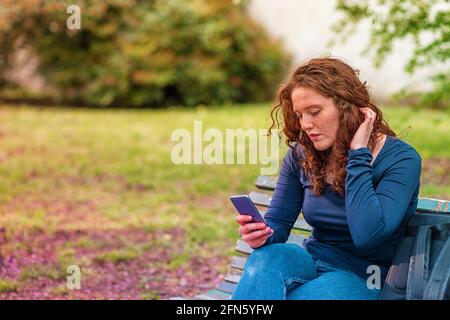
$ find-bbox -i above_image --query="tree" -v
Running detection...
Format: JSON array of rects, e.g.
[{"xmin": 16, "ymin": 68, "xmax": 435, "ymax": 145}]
[
  {"xmin": 0, "ymin": 0, "xmax": 291, "ymax": 107},
  {"xmin": 332, "ymin": 0, "xmax": 449, "ymax": 108}
]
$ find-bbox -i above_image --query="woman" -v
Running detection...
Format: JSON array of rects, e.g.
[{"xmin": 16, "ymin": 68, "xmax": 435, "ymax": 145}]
[{"xmin": 232, "ymin": 57, "xmax": 422, "ymax": 300}]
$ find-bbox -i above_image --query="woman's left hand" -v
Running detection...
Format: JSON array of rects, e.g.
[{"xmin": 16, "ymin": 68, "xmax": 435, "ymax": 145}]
[{"xmin": 350, "ymin": 108, "xmax": 376, "ymax": 150}]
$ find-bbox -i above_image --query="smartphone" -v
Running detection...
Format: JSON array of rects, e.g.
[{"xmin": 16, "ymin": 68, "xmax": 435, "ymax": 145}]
[{"xmin": 229, "ymin": 195, "xmax": 267, "ymax": 224}]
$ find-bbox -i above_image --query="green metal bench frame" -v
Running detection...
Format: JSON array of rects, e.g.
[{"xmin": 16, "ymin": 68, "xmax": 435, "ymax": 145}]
[{"xmin": 171, "ymin": 175, "xmax": 450, "ymax": 300}]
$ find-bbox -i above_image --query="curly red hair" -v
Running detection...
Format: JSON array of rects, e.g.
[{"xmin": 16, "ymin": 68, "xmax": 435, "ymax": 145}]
[{"xmin": 269, "ymin": 57, "xmax": 396, "ymax": 196}]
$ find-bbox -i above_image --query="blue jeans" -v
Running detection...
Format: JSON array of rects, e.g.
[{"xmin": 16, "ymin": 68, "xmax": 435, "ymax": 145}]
[{"xmin": 231, "ymin": 243, "xmax": 380, "ymax": 300}]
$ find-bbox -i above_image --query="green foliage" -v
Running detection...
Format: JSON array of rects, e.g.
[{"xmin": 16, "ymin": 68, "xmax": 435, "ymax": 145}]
[
  {"xmin": 332, "ymin": 0, "xmax": 450, "ymax": 108},
  {"xmin": 18, "ymin": 264, "xmax": 62, "ymax": 281},
  {"xmin": 94, "ymin": 248, "xmax": 139, "ymax": 264},
  {"xmin": 0, "ymin": 0, "xmax": 290, "ymax": 107},
  {"xmin": 0, "ymin": 279, "xmax": 19, "ymax": 293}
]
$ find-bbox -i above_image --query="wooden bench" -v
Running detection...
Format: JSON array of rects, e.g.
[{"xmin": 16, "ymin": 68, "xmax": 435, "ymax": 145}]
[{"xmin": 171, "ymin": 175, "xmax": 450, "ymax": 300}]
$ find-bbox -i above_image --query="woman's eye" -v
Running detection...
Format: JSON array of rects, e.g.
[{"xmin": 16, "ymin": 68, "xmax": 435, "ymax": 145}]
[{"xmin": 311, "ymin": 110, "xmax": 320, "ymax": 116}]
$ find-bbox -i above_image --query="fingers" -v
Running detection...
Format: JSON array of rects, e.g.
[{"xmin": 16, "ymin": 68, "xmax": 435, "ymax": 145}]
[
  {"xmin": 235, "ymin": 214, "xmax": 253, "ymax": 226},
  {"xmin": 350, "ymin": 108, "xmax": 377, "ymax": 150},
  {"xmin": 239, "ymin": 222, "xmax": 268, "ymax": 235},
  {"xmin": 360, "ymin": 108, "xmax": 376, "ymax": 125},
  {"xmin": 248, "ymin": 233, "xmax": 273, "ymax": 249},
  {"xmin": 241, "ymin": 226, "xmax": 273, "ymax": 242},
  {"xmin": 359, "ymin": 108, "xmax": 376, "ymax": 135}
]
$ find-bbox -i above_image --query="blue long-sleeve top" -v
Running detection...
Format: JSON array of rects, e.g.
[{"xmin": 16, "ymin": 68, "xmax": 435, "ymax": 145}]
[{"xmin": 263, "ymin": 135, "xmax": 422, "ymax": 283}]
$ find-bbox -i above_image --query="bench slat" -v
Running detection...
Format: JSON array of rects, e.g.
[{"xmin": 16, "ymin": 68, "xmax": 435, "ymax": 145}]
[
  {"xmin": 255, "ymin": 175, "xmax": 277, "ymax": 190},
  {"xmin": 235, "ymin": 239, "xmax": 253, "ymax": 255},
  {"xmin": 231, "ymin": 256, "xmax": 246, "ymax": 270},
  {"xmin": 294, "ymin": 217, "xmax": 313, "ymax": 231},
  {"xmin": 216, "ymin": 280, "xmax": 236, "ymax": 294},
  {"xmin": 206, "ymin": 289, "xmax": 232, "ymax": 300},
  {"xmin": 249, "ymin": 191, "xmax": 271, "ymax": 207},
  {"xmin": 224, "ymin": 272, "xmax": 242, "ymax": 284},
  {"xmin": 194, "ymin": 294, "xmax": 219, "ymax": 300},
  {"xmin": 417, "ymin": 198, "xmax": 450, "ymax": 213},
  {"xmin": 194, "ymin": 290, "xmax": 232, "ymax": 300}
]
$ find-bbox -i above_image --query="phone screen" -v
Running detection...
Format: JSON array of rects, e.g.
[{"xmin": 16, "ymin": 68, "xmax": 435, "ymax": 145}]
[{"xmin": 229, "ymin": 195, "xmax": 267, "ymax": 224}]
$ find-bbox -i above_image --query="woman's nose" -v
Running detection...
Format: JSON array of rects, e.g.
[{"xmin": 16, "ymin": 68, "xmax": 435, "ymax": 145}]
[{"xmin": 300, "ymin": 117, "xmax": 313, "ymax": 131}]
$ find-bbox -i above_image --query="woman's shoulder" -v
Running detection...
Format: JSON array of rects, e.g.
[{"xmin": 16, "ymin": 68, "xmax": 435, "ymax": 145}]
[
  {"xmin": 281, "ymin": 142, "xmax": 304, "ymax": 173},
  {"xmin": 382, "ymin": 135, "xmax": 422, "ymax": 166},
  {"xmin": 388, "ymin": 135, "xmax": 421, "ymax": 156},
  {"xmin": 286, "ymin": 141, "xmax": 306, "ymax": 161}
]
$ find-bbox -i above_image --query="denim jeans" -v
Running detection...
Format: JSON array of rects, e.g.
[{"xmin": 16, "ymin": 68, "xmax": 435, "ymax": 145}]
[{"xmin": 231, "ymin": 243, "xmax": 381, "ymax": 300}]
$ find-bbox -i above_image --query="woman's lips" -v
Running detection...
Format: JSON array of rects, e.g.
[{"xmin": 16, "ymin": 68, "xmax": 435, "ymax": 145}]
[{"xmin": 309, "ymin": 134, "xmax": 321, "ymax": 142}]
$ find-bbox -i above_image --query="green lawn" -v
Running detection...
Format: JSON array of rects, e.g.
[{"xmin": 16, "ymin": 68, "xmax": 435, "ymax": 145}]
[{"xmin": 0, "ymin": 103, "xmax": 448, "ymax": 298}]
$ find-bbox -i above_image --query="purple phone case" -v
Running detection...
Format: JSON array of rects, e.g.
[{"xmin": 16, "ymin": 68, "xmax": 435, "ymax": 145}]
[{"xmin": 229, "ymin": 195, "xmax": 267, "ymax": 224}]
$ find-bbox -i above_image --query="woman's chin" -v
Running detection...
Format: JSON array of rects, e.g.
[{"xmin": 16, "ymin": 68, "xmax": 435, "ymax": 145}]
[{"xmin": 313, "ymin": 140, "xmax": 333, "ymax": 151}]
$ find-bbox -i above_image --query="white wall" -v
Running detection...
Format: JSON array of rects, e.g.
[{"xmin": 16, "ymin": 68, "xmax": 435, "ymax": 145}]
[{"xmin": 247, "ymin": 0, "xmax": 438, "ymax": 99}]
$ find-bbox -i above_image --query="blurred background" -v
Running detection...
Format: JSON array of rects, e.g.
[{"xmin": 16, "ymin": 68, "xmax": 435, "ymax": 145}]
[{"xmin": 0, "ymin": 0, "xmax": 448, "ymax": 299}]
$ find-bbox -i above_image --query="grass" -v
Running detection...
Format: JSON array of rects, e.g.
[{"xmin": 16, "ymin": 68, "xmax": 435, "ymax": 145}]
[
  {"xmin": 0, "ymin": 104, "xmax": 449, "ymax": 242},
  {"xmin": 140, "ymin": 290, "xmax": 161, "ymax": 300},
  {"xmin": 94, "ymin": 248, "xmax": 139, "ymax": 264},
  {"xmin": 0, "ymin": 103, "xmax": 448, "ymax": 297},
  {"xmin": 18, "ymin": 264, "xmax": 62, "ymax": 281},
  {"xmin": 0, "ymin": 279, "xmax": 19, "ymax": 293},
  {"xmin": 382, "ymin": 106, "xmax": 450, "ymax": 159}
]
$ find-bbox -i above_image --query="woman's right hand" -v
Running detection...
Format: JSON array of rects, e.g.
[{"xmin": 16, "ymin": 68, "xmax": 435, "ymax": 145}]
[{"xmin": 235, "ymin": 215, "xmax": 274, "ymax": 249}]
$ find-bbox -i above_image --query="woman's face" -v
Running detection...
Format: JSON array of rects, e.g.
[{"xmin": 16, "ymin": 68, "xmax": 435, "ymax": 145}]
[{"xmin": 291, "ymin": 86, "xmax": 339, "ymax": 151}]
